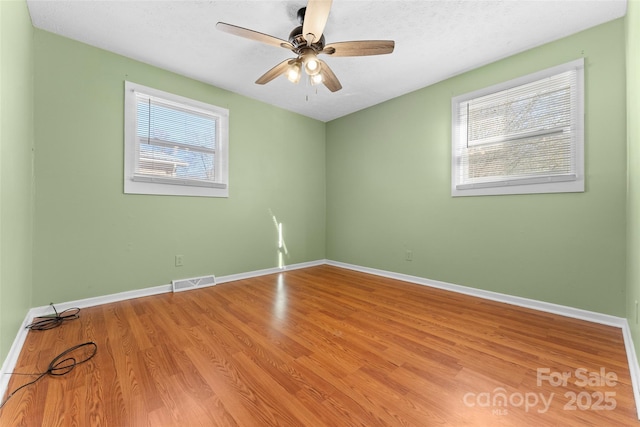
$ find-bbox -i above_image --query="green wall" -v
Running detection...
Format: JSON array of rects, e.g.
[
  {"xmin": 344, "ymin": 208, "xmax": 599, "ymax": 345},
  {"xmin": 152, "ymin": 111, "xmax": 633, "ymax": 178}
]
[
  {"xmin": 0, "ymin": 0, "xmax": 34, "ymax": 360},
  {"xmin": 326, "ymin": 19, "xmax": 627, "ymax": 316},
  {"xmin": 32, "ymin": 30, "xmax": 326, "ymax": 305},
  {"xmin": 627, "ymin": 0, "xmax": 640, "ymax": 354}
]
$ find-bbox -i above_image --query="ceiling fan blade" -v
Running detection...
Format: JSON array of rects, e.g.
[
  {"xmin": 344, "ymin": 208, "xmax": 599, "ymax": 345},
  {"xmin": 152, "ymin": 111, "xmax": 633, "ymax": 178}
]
[
  {"xmin": 318, "ymin": 60, "xmax": 342, "ymax": 92},
  {"xmin": 255, "ymin": 59, "xmax": 294, "ymax": 85},
  {"xmin": 302, "ymin": 0, "xmax": 333, "ymax": 44},
  {"xmin": 216, "ymin": 22, "xmax": 293, "ymax": 50},
  {"xmin": 322, "ymin": 40, "xmax": 395, "ymax": 57}
]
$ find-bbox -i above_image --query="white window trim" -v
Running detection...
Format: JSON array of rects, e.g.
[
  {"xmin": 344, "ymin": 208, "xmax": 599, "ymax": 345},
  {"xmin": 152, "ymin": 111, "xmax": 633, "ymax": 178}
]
[
  {"xmin": 124, "ymin": 81, "xmax": 229, "ymax": 197},
  {"xmin": 451, "ymin": 59, "xmax": 584, "ymax": 197}
]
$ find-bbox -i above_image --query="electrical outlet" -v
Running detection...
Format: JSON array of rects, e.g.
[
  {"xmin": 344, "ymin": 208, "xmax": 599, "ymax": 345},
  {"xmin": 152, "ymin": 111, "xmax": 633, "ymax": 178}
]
[
  {"xmin": 405, "ymin": 250, "xmax": 413, "ymax": 261},
  {"xmin": 175, "ymin": 255, "xmax": 184, "ymax": 267}
]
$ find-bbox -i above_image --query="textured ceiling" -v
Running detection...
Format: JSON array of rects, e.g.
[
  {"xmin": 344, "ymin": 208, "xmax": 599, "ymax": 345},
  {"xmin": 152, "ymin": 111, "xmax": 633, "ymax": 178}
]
[{"xmin": 27, "ymin": 0, "xmax": 627, "ymax": 122}]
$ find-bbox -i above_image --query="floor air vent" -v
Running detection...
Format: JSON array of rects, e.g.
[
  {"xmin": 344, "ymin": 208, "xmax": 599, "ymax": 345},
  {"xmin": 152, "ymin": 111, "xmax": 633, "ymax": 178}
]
[{"xmin": 172, "ymin": 275, "xmax": 216, "ymax": 293}]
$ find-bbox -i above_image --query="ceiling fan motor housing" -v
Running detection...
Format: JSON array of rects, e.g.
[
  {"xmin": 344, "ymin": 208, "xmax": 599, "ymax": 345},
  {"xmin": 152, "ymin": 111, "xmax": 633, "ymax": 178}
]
[{"xmin": 289, "ymin": 25, "xmax": 325, "ymax": 52}]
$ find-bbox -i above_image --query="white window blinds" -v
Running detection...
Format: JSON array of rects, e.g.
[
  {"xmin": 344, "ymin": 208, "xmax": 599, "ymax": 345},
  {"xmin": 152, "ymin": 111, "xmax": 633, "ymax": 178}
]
[
  {"xmin": 133, "ymin": 92, "xmax": 224, "ymax": 188},
  {"xmin": 452, "ymin": 59, "xmax": 584, "ymax": 194}
]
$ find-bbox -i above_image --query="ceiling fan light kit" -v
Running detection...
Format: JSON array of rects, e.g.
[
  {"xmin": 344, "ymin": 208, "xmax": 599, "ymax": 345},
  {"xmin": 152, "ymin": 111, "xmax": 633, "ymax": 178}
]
[{"xmin": 216, "ymin": 0, "xmax": 395, "ymax": 93}]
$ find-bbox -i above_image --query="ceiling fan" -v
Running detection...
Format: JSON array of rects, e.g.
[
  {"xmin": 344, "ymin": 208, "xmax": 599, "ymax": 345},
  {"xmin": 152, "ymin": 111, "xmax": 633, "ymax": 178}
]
[{"xmin": 216, "ymin": 0, "xmax": 395, "ymax": 92}]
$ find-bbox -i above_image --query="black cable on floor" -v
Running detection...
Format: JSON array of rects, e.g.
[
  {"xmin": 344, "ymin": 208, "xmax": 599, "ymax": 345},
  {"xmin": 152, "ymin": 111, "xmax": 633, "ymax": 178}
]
[
  {"xmin": 25, "ymin": 303, "xmax": 80, "ymax": 331},
  {"xmin": 0, "ymin": 341, "xmax": 97, "ymax": 410}
]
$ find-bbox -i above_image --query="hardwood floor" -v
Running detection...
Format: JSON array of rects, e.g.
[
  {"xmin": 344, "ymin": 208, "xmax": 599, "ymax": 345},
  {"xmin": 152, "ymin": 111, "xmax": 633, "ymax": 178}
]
[{"xmin": 1, "ymin": 265, "xmax": 638, "ymax": 426}]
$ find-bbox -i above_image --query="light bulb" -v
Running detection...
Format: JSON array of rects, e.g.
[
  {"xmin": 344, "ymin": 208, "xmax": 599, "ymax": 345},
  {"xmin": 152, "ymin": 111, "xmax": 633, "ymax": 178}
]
[
  {"xmin": 287, "ymin": 61, "xmax": 302, "ymax": 84},
  {"xmin": 301, "ymin": 51, "xmax": 321, "ymax": 76},
  {"xmin": 305, "ymin": 58, "xmax": 319, "ymax": 74},
  {"xmin": 310, "ymin": 73, "xmax": 323, "ymax": 86}
]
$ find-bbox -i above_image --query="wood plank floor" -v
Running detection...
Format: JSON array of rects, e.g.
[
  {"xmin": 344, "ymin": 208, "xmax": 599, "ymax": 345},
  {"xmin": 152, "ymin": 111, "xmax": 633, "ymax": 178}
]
[{"xmin": 1, "ymin": 265, "xmax": 638, "ymax": 426}]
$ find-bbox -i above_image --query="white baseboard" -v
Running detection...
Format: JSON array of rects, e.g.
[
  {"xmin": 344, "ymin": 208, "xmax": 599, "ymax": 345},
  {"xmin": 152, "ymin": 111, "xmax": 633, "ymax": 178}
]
[
  {"xmin": 28, "ymin": 284, "xmax": 173, "ymax": 317},
  {"xmin": 325, "ymin": 260, "xmax": 627, "ymax": 327},
  {"xmin": 622, "ymin": 322, "xmax": 640, "ymax": 419},
  {"xmin": 0, "ymin": 312, "xmax": 34, "ymax": 404},
  {"xmin": 215, "ymin": 259, "xmax": 325, "ymax": 284},
  {"xmin": 3, "ymin": 258, "xmax": 639, "ymax": 419},
  {"xmin": 25, "ymin": 260, "xmax": 327, "ymax": 317}
]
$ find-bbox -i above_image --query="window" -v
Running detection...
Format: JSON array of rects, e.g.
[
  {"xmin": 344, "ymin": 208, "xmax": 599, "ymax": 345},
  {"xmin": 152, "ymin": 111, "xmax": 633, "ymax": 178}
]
[
  {"xmin": 451, "ymin": 59, "xmax": 584, "ymax": 197},
  {"xmin": 124, "ymin": 81, "xmax": 229, "ymax": 197}
]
